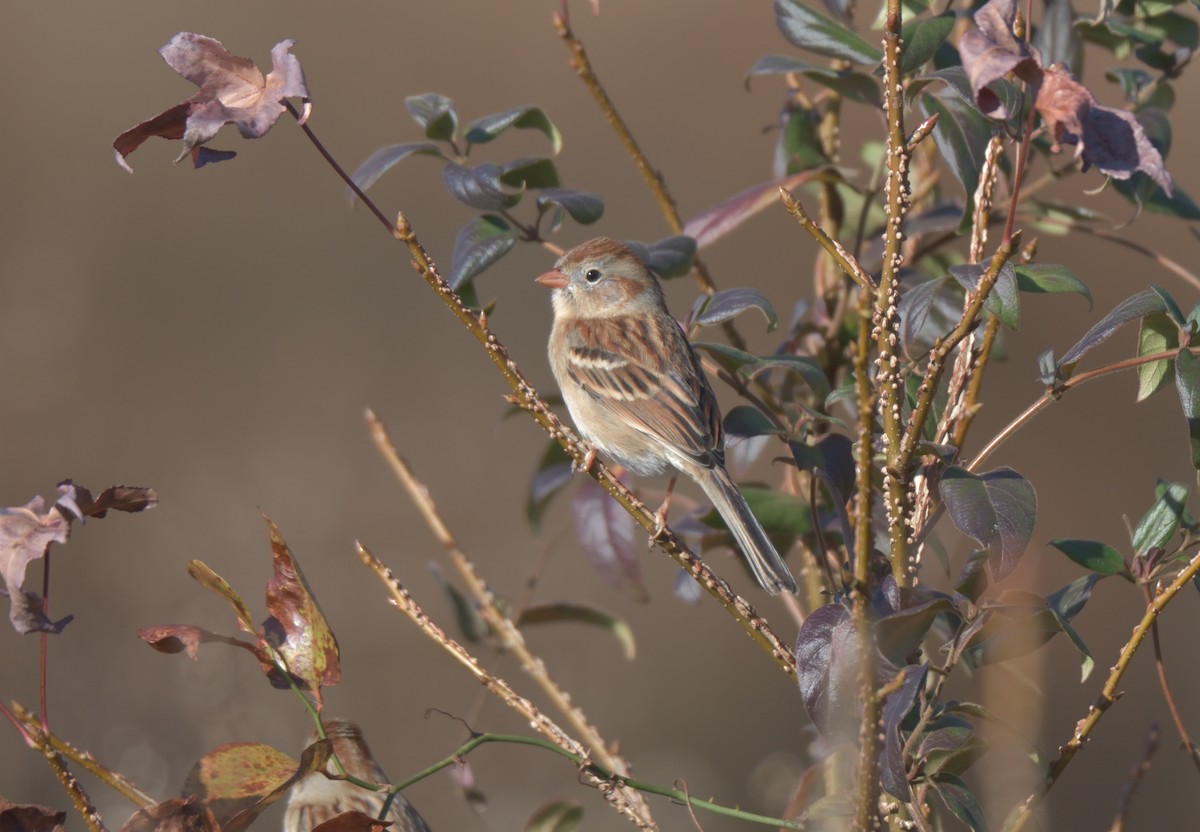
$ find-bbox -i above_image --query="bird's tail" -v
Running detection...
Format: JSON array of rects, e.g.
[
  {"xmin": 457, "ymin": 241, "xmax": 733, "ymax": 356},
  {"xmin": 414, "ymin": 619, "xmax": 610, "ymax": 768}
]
[{"xmin": 697, "ymin": 466, "xmax": 797, "ymax": 594}]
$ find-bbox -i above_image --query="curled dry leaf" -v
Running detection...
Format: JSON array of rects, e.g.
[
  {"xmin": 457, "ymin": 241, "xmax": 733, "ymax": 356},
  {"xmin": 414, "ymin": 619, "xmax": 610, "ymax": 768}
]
[
  {"xmin": 0, "ymin": 481, "xmax": 157, "ymax": 634},
  {"xmin": 120, "ymin": 796, "xmax": 221, "ymax": 832},
  {"xmin": 114, "ymin": 33, "xmax": 310, "ymax": 172},
  {"xmin": 958, "ymin": 0, "xmax": 1172, "ymax": 193},
  {"xmin": 0, "ymin": 799, "xmax": 68, "ymax": 832}
]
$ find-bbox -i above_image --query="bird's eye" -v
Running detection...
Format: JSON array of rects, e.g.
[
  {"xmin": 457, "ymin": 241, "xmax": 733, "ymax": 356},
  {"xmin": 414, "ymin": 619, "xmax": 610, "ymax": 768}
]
[{"xmin": 584, "ymin": 268, "xmax": 602, "ymax": 284}]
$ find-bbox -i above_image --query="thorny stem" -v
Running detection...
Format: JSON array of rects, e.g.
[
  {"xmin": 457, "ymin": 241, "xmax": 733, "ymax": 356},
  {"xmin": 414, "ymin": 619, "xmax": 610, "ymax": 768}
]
[
  {"xmin": 551, "ymin": 9, "xmax": 748, "ymax": 350},
  {"xmin": 391, "ymin": 731, "xmax": 805, "ymax": 829},
  {"xmin": 283, "ymin": 102, "xmax": 798, "ymax": 675},
  {"xmin": 1007, "ymin": 549, "xmax": 1200, "ymax": 831},
  {"xmin": 365, "ymin": 410, "xmax": 657, "ymax": 827},
  {"xmin": 1139, "ymin": 583, "xmax": 1200, "ymax": 771},
  {"xmin": 356, "ymin": 542, "xmax": 653, "ymax": 828},
  {"xmin": 967, "ymin": 346, "xmax": 1200, "ymax": 472}
]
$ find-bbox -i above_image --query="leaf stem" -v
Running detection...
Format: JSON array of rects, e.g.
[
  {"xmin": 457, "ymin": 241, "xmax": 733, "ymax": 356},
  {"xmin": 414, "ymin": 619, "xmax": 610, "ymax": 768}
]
[{"xmin": 1139, "ymin": 583, "xmax": 1200, "ymax": 771}]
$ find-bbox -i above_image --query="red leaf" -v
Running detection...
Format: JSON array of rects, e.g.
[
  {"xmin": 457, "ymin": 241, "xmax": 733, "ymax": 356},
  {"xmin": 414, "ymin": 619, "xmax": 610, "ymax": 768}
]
[
  {"xmin": 137, "ymin": 624, "xmax": 266, "ymax": 663},
  {"xmin": 0, "ymin": 798, "xmax": 67, "ymax": 832},
  {"xmin": 114, "ymin": 33, "xmax": 310, "ymax": 172}
]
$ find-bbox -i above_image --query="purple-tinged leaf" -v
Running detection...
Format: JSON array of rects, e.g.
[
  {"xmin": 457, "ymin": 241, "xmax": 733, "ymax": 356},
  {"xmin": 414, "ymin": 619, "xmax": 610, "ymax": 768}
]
[
  {"xmin": 949, "ymin": 261, "xmax": 1020, "ymax": 330},
  {"xmin": 774, "ymin": 0, "xmax": 883, "ymax": 64},
  {"xmin": 536, "ymin": 189, "xmax": 605, "ymax": 225},
  {"xmin": 1176, "ymin": 348, "xmax": 1200, "ymax": 468},
  {"xmin": 746, "ymin": 56, "xmax": 881, "ymax": 106},
  {"xmin": 695, "ymin": 288, "xmax": 779, "ymax": 331},
  {"xmin": 449, "ymin": 215, "xmax": 517, "ymax": 290},
  {"xmin": 939, "ymin": 466, "xmax": 1036, "ymax": 581},
  {"xmin": 1058, "ymin": 288, "xmax": 1167, "ymax": 374},
  {"xmin": 465, "ymin": 106, "xmax": 562, "ymax": 154},
  {"xmin": 684, "ymin": 172, "xmax": 830, "ymax": 249},
  {"xmin": 931, "ymin": 774, "xmax": 986, "ymax": 832},
  {"xmin": 881, "ymin": 665, "xmax": 926, "ymax": 799},
  {"xmin": 624, "ymin": 236, "xmax": 696, "ymax": 279},
  {"xmin": 795, "ymin": 601, "xmax": 860, "ymax": 738},
  {"xmin": 876, "ymin": 594, "xmax": 958, "ymax": 665},
  {"xmin": 527, "ymin": 441, "xmax": 574, "ymax": 531},
  {"xmin": 958, "ymin": 0, "xmax": 1041, "ymax": 118},
  {"xmin": 1049, "ymin": 539, "xmax": 1127, "ymax": 576},
  {"xmin": 443, "ymin": 163, "xmax": 522, "ymax": 211},
  {"xmin": 909, "ymin": 66, "xmax": 1023, "ymax": 124},
  {"xmin": 1131, "ymin": 481, "xmax": 1189, "ymax": 555},
  {"xmin": 898, "ymin": 275, "xmax": 956, "ymax": 354},
  {"xmin": 346, "ymin": 142, "xmax": 445, "ymax": 203},
  {"xmin": 406, "ymin": 93, "xmax": 457, "ymax": 141},
  {"xmin": 517, "ymin": 602, "xmax": 636, "ymax": 659},
  {"xmin": 571, "ymin": 475, "xmax": 648, "ymax": 600}
]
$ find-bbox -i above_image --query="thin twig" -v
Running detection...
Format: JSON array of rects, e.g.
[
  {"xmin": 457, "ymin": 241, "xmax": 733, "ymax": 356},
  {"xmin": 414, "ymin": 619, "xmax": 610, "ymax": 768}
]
[
  {"xmin": 355, "ymin": 541, "xmax": 653, "ymax": 828},
  {"xmin": 1139, "ymin": 583, "xmax": 1200, "ymax": 771},
  {"xmin": 1108, "ymin": 723, "xmax": 1159, "ymax": 832},
  {"xmin": 779, "ymin": 188, "xmax": 873, "ymax": 290},
  {"xmin": 1007, "ymin": 550, "xmax": 1200, "ymax": 831},
  {"xmin": 365, "ymin": 410, "xmax": 657, "ymax": 828}
]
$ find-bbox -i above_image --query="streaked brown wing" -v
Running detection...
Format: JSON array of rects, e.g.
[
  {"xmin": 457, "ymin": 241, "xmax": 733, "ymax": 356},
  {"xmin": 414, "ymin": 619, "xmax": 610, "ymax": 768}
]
[{"xmin": 565, "ymin": 316, "xmax": 723, "ymax": 469}]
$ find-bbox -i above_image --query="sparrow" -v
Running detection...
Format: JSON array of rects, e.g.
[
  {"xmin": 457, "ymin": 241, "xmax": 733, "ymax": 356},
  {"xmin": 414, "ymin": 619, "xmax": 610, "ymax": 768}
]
[
  {"xmin": 536, "ymin": 237, "xmax": 797, "ymax": 595},
  {"xmin": 283, "ymin": 719, "xmax": 432, "ymax": 832}
]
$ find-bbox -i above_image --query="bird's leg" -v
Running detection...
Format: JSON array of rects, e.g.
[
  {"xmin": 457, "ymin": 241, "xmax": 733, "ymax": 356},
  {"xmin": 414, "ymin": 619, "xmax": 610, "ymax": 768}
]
[
  {"xmin": 650, "ymin": 477, "xmax": 678, "ymax": 543},
  {"xmin": 573, "ymin": 446, "xmax": 598, "ymax": 474}
]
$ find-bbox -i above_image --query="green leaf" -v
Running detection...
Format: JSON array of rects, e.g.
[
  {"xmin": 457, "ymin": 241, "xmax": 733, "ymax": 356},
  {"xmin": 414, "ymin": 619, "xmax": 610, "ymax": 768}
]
[
  {"xmin": 1035, "ymin": 0, "xmax": 1085, "ymax": 73},
  {"xmin": 949, "ymin": 262, "xmax": 1020, "ymax": 330},
  {"xmin": 429, "ymin": 564, "xmax": 489, "ymax": 642},
  {"xmin": 1049, "ymin": 539, "xmax": 1127, "ymax": 575},
  {"xmin": 901, "ymin": 12, "xmax": 956, "ymax": 75},
  {"xmin": 443, "ymin": 163, "xmax": 522, "ymax": 211},
  {"xmin": 1131, "ymin": 480, "xmax": 1189, "ymax": 555},
  {"xmin": 939, "ymin": 467, "xmax": 1037, "ymax": 580},
  {"xmin": 524, "ymin": 801, "xmax": 583, "ymax": 832},
  {"xmin": 724, "ymin": 405, "xmax": 784, "ymax": 439},
  {"xmin": 499, "ymin": 157, "xmax": 561, "ymax": 190},
  {"xmin": 695, "ymin": 288, "xmax": 779, "ymax": 331},
  {"xmin": 1136, "ymin": 312, "xmax": 1178, "ymax": 401},
  {"xmin": 746, "ymin": 55, "xmax": 882, "ymax": 106},
  {"xmin": 518, "ymin": 602, "xmax": 636, "ymax": 660},
  {"xmin": 406, "ymin": 93, "xmax": 457, "ymax": 141},
  {"xmin": 346, "ymin": 142, "xmax": 445, "ymax": 203},
  {"xmin": 699, "ymin": 486, "xmax": 812, "ymax": 537},
  {"xmin": 692, "ymin": 342, "xmax": 831, "ymax": 398},
  {"xmin": 624, "ymin": 235, "xmax": 697, "ymax": 278},
  {"xmin": 774, "ymin": 0, "xmax": 884, "ymax": 64},
  {"xmin": 921, "ymin": 89, "xmax": 995, "ymax": 230},
  {"xmin": 536, "ymin": 188, "xmax": 605, "ymax": 225},
  {"xmin": 1013, "ymin": 264, "xmax": 1093, "ymax": 307},
  {"xmin": 1058, "ymin": 289, "xmax": 1168, "ymax": 375},
  {"xmin": 932, "ymin": 774, "xmax": 987, "ymax": 832},
  {"xmin": 1176, "ymin": 348, "xmax": 1200, "ymax": 468},
  {"xmin": 449, "ymin": 215, "xmax": 518, "ymax": 290},
  {"xmin": 465, "ymin": 106, "xmax": 563, "ymax": 154}
]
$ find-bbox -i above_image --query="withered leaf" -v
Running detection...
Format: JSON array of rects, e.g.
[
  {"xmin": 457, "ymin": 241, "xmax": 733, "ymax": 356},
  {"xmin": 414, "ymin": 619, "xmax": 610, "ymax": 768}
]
[
  {"xmin": 120, "ymin": 796, "xmax": 221, "ymax": 832},
  {"xmin": 312, "ymin": 812, "xmax": 393, "ymax": 832},
  {"xmin": 957, "ymin": 0, "xmax": 1039, "ymax": 118},
  {"xmin": 1036, "ymin": 64, "xmax": 1172, "ymax": 194},
  {"xmin": 137, "ymin": 623, "xmax": 268, "ymax": 663},
  {"xmin": 181, "ymin": 741, "xmax": 309, "ymax": 832},
  {"xmin": 0, "ymin": 481, "xmax": 156, "ymax": 634},
  {"xmin": 114, "ymin": 33, "xmax": 310, "ymax": 172},
  {"xmin": 0, "ymin": 798, "xmax": 68, "ymax": 832},
  {"xmin": 260, "ymin": 514, "xmax": 342, "ymax": 707}
]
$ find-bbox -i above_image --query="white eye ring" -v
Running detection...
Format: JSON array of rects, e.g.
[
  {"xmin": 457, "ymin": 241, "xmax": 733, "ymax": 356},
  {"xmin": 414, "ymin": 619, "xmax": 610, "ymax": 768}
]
[{"xmin": 584, "ymin": 268, "xmax": 602, "ymax": 284}]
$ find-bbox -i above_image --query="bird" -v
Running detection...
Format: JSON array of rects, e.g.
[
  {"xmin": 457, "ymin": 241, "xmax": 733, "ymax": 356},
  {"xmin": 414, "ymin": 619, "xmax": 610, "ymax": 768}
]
[
  {"xmin": 283, "ymin": 719, "xmax": 432, "ymax": 832},
  {"xmin": 536, "ymin": 237, "xmax": 797, "ymax": 595}
]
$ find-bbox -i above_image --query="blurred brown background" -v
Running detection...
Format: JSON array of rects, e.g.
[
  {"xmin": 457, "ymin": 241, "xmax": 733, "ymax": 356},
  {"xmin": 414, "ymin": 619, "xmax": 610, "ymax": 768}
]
[{"xmin": 2, "ymin": 2, "xmax": 1198, "ymax": 829}]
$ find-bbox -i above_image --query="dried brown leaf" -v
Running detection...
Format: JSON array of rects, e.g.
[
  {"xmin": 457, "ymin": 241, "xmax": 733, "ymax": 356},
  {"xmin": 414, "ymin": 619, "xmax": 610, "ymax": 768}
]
[
  {"xmin": 119, "ymin": 796, "xmax": 221, "ymax": 832},
  {"xmin": 0, "ymin": 798, "xmax": 68, "ymax": 832},
  {"xmin": 181, "ymin": 741, "xmax": 303, "ymax": 831},
  {"xmin": 260, "ymin": 515, "xmax": 341, "ymax": 706},
  {"xmin": 137, "ymin": 623, "xmax": 267, "ymax": 663},
  {"xmin": 1037, "ymin": 64, "xmax": 1173, "ymax": 194},
  {"xmin": 114, "ymin": 33, "xmax": 310, "ymax": 172},
  {"xmin": 312, "ymin": 812, "xmax": 393, "ymax": 832}
]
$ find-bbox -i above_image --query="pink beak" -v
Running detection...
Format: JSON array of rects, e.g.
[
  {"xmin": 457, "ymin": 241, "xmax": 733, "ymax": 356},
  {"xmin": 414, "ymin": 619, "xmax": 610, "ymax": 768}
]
[{"xmin": 535, "ymin": 269, "xmax": 569, "ymax": 289}]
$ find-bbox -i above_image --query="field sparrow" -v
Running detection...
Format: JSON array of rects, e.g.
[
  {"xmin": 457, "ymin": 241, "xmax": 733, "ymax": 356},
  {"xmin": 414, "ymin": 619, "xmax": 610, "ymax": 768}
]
[
  {"xmin": 283, "ymin": 720, "xmax": 431, "ymax": 832},
  {"xmin": 537, "ymin": 237, "xmax": 798, "ymax": 594}
]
